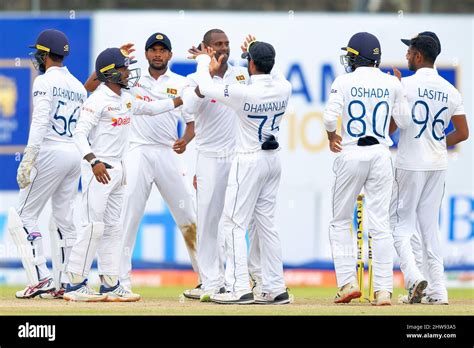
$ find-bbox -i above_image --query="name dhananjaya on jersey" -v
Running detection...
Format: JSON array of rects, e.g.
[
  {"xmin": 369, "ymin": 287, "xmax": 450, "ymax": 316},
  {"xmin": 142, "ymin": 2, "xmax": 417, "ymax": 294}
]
[
  {"xmin": 243, "ymin": 100, "xmax": 288, "ymax": 113},
  {"xmin": 52, "ymin": 86, "xmax": 85, "ymax": 103},
  {"xmin": 350, "ymin": 87, "xmax": 390, "ymax": 98},
  {"xmin": 418, "ymin": 87, "xmax": 448, "ymax": 103}
]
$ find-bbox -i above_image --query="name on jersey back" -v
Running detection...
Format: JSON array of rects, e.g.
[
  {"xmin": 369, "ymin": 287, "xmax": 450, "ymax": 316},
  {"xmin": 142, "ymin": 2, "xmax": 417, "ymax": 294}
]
[
  {"xmin": 350, "ymin": 87, "xmax": 389, "ymax": 98},
  {"xmin": 243, "ymin": 100, "xmax": 288, "ymax": 113},
  {"xmin": 418, "ymin": 88, "xmax": 448, "ymax": 102},
  {"xmin": 52, "ymin": 87, "xmax": 85, "ymax": 103}
]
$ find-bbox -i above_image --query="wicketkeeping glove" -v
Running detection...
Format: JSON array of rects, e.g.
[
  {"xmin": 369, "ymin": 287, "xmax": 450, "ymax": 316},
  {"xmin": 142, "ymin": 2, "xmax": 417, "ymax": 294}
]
[{"xmin": 17, "ymin": 146, "xmax": 39, "ymax": 189}]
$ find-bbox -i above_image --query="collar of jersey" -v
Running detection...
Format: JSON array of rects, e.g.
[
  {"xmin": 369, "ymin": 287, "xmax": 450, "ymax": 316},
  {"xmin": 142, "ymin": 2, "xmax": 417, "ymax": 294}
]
[
  {"xmin": 218, "ymin": 62, "xmax": 239, "ymax": 80},
  {"xmin": 353, "ymin": 66, "xmax": 379, "ymax": 73},
  {"xmin": 143, "ymin": 67, "xmax": 174, "ymax": 81},
  {"xmin": 45, "ymin": 66, "xmax": 67, "ymax": 74},
  {"xmin": 250, "ymin": 74, "xmax": 271, "ymax": 83},
  {"xmin": 97, "ymin": 83, "xmax": 121, "ymax": 98},
  {"xmin": 416, "ymin": 67, "xmax": 437, "ymax": 75}
]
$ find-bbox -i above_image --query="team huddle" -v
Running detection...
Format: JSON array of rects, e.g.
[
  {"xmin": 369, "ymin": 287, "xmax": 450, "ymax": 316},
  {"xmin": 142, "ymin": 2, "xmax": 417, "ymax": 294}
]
[{"xmin": 8, "ymin": 27, "xmax": 468, "ymax": 306}]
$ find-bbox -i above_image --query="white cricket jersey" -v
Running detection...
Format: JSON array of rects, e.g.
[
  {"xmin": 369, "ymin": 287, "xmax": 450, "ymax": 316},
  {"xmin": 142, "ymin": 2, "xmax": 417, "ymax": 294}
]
[
  {"xmin": 128, "ymin": 68, "xmax": 193, "ymax": 148},
  {"xmin": 184, "ymin": 62, "xmax": 249, "ymax": 156},
  {"xmin": 74, "ymin": 84, "xmax": 175, "ymax": 163},
  {"xmin": 27, "ymin": 66, "xmax": 87, "ymax": 148},
  {"xmin": 194, "ymin": 55, "xmax": 292, "ymax": 153},
  {"xmin": 324, "ymin": 67, "xmax": 410, "ymax": 147},
  {"xmin": 395, "ymin": 68, "xmax": 465, "ymax": 170}
]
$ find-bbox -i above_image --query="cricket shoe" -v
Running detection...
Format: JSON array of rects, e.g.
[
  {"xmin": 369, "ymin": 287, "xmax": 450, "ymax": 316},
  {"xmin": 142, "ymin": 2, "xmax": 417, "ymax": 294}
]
[
  {"xmin": 397, "ymin": 294, "xmax": 410, "ymax": 304},
  {"xmin": 210, "ymin": 290, "xmax": 254, "ymax": 304},
  {"xmin": 372, "ymin": 290, "xmax": 392, "ymax": 306},
  {"xmin": 39, "ymin": 286, "xmax": 66, "ymax": 299},
  {"xmin": 251, "ymin": 281, "xmax": 262, "ymax": 297},
  {"xmin": 100, "ymin": 282, "xmax": 140, "ymax": 302},
  {"xmin": 420, "ymin": 296, "xmax": 448, "ymax": 305},
  {"xmin": 408, "ymin": 279, "xmax": 428, "ymax": 304},
  {"xmin": 334, "ymin": 282, "xmax": 361, "ymax": 304},
  {"xmin": 199, "ymin": 287, "xmax": 226, "ymax": 302},
  {"xmin": 254, "ymin": 289, "xmax": 290, "ymax": 305},
  {"xmin": 183, "ymin": 283, "xmax": 204, "ymax": 300},
  {"xmin": 15, "ymin": 277, "xmax": 55, "ymax": 299},
  {"xmin": 63, "ymin": 279, "xmax": 107, "ymax": 302},
  {"xmin": 398, "ymin": 290, "xmax": 427, "ymax": 305}
]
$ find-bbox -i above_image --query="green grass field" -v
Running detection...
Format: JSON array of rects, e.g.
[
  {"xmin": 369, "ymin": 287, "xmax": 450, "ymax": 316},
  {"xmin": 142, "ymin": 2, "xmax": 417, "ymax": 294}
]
[{"xmin": 1, "ymin": 286, "xmax": 473, "ymax": 315}]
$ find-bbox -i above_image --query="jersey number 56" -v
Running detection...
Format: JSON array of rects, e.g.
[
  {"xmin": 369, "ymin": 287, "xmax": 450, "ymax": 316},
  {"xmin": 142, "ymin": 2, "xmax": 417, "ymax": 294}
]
[{"xmin": 52, "ymin": 100, "xmax": 79, "ymax": 137}]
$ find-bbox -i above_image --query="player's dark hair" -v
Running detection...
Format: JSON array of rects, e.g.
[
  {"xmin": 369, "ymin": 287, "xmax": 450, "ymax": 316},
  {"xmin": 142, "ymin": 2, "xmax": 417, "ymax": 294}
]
[
  {"xmin": 203, "ymin": 29, "xmax": 225, "ymax": 45},
  {"xmin": 252, "ymin": 59, "xmax": 274, "ymax": 74},
  {"xmin": 49, "ymin": 52, "xmax": 64, "ymax": 63},
  {"xmin": 410, "ymin": 36, "xmax": 439, "ymax": 64}
]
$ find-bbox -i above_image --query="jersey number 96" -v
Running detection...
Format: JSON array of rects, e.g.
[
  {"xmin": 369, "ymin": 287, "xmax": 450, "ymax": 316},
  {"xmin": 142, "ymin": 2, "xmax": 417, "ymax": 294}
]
[{"xmin": 412, "ymin": 100, "xmax": 447, "ymax": 141}]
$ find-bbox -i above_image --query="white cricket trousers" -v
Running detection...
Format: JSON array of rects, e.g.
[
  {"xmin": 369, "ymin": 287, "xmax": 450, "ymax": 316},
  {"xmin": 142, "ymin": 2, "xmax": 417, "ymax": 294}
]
[
  {"xmin": 195, "ymin": 151, "xmax": 231, "ymax": 291},
  {"xmin": 17, "ymin": 142, "xmax": 80, "ymax": 282},
  {"xmin": 222, "ymin": 150, "xmax": 285, "ymax": 293},
  {"xmin": 67, "ymin": 160, "xmax": 125, "ymax": 278},
  {"xmin": 119, "ymin": 145, "xmax": 198, "ymax": 288},
  {"xmin": 329, "ymin": 144, "xmax": 394, "ymax": 293},
  {"xmin": 390, "ymin": 169, "xmax": 447, "ymax": 301}
]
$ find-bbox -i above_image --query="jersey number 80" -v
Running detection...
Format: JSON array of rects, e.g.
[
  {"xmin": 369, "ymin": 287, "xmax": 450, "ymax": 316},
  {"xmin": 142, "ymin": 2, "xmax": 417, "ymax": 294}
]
[{"xmin": 347, "ymin": 100, "xmax": 389, "ymax": 138}]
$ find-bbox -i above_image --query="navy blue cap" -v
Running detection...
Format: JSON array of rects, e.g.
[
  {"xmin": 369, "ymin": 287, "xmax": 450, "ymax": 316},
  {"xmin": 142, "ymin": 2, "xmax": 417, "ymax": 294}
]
[
  {"xmin": 241, "ymin": 41, "xmax": 275, "ymax": 63},
  {"xmin": 29, "ymin": 29, "xmax": 70, "ymax": 56},
  {"xmin": 145, "ymin": 33, "xmax": 172, "ymax": 51},
  {"xmin": 401, "ymin": 31, "xmax": 441, "ymax": 54},
  {"xmin": 341, "ymin": 32, "xmax": 381, "ymax": 63},
  {"xmin": 95, "ymin": 47, "xmax": 137, "ymax": 76}
]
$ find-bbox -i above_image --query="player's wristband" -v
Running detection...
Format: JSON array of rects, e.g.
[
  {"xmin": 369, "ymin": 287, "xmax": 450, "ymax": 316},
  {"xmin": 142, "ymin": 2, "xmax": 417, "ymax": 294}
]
[{"xmin": 89, "ymin": 158, "xmax": 100, "ymax": 167}]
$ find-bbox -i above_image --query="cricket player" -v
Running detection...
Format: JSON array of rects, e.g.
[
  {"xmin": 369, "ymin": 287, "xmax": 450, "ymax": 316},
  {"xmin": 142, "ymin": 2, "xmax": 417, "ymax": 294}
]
[
  {"xmin": 188, "ymin": 37, "xmax": 292, "ymax": 304},
  {"xmin": 182, "ymin": 29, "xmax": 251, "ymax": 301},
  {"xmin": 83, "ymin": 33, "xmax": 199, "ymax": 291},
  {"xmin": 8, "ymin": 29, "xmax": 86, "ymax": 299},
  {"xmin": 323, "ymin": 32, "xmax": 410, "ymax": 305},
  {"xmin": 390, "ymin": 32, "xmax": 440, "ymax": 305},
  {"xmin": 390, "ymin": 32, "xmax": 469, "ymax": 305},
  {"xmin": 64, "ymin": 47, "xmax": 182, "ymax": 302}
]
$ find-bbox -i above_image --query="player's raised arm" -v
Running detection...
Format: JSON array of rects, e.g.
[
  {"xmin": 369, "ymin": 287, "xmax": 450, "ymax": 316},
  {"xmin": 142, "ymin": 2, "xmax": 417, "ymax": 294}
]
[
  {"xmin": 183, "ymin": 76, "xmax": 205, "ymax": 108},
  {"xmin": 84, "ymin": 43, "xmax": 136, "ymax": 93},
  {"xmin": 188, "ymin": 45, "xmax": 245, "ymax": 110},
  {"xmin": 84, "ymin": 71, "xmax": 100, "ymax": 92},
  {"xmin": 133, "ymin": 95, "xmax": 181, "ymax": 116}
]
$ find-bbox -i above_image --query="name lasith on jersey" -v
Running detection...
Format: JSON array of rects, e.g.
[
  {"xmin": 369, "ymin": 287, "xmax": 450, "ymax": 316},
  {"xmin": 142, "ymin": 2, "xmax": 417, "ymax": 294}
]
[{"xmin": 417, "ymin": 87, "xmax": 448, "ymax": 102}]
